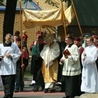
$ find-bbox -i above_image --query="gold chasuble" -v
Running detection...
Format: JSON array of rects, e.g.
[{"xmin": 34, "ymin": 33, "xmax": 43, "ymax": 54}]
[
  {"xmin": 42, "ymin": 59, "xmax": 58, "ymax": 83},
  {"xmin": 40, "ymin": 37, "xmax": 60, "ymax": 89}
]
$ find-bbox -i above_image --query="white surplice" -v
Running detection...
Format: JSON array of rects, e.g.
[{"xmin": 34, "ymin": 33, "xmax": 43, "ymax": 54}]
[
  {"xmin": 40, "ymin": 42, "xmax": 60, "ymax": 68},
  {"xmin": 0, "ymin": 43, "xmax": 21, "ymax": 75},
  {"xmin": 81, "ymin": 44, "xmax": 98, "ymax": 93}
]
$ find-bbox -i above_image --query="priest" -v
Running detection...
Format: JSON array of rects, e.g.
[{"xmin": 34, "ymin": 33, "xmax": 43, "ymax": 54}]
[
  {"xmin": 0, "ymin": 33, "xmax": 21, "ymax": 98},
  {"xmin": 40, "ymin": 33, "xmax": 60, "ymax": 93}
]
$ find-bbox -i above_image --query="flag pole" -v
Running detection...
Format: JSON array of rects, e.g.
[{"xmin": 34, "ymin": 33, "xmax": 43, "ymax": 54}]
[
  {"xmin": 61, "ymin": 0, "xmax": 67, "ymax": 37},
  {"xmin": 71, "ymin": 0, "xmax": 83, "ymax": 37},
  {"xmin": 36, "ymin": 1, "xmax": 42, "ymax": 34},
  {"xmin": 19, "ymin": 0, "xmax": 26, "ymax": 81},
  {"xmin": 19, "ymin": 0, "xmax": 23, "ymax": 62}
]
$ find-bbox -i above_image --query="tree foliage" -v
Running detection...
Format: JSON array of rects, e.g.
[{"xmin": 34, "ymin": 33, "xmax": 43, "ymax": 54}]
[{"xmin": 0, "ymin": 0, "xmax": 5, "ymax": 6}]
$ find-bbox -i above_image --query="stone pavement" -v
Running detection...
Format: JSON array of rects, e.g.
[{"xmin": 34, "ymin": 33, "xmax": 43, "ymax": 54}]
[
  {"xmin": 0, "ymin": 91, "xmax": 65, "ymax": 98},
  {"xmin": 0, "ymin": 85, "xmax": 64, "ymax": 98},
  {"xmin": 79, "ymin": 93, "xmax": 98, "ymax": 98},
  {"xmin": 0, "ymin": 84, "xmax": 80, "ymax": 98},
  {"xmin": 0, "ymin": 76, "xmax": 81, "ymax": 98},
  {"xmin": 1, "ymin": 79, "xmax": 98, "ymax": 98},
  {"xmin": 0, "ymin": 76, "xmax": 65, "ymax": 98}
]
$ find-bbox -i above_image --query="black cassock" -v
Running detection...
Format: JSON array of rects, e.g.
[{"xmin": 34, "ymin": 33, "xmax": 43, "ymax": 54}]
[{"xmin": 63, "ymin": 75, "xmax": 81, "ymax": 98}]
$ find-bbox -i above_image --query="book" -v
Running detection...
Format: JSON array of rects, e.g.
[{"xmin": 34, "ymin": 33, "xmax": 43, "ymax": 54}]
[{"xmin": 63, "ymin": 49, "xmax": 71, "ymax": 56}]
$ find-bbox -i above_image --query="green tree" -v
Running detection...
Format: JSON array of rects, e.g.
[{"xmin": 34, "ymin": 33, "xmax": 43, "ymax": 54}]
[{"xmin": 0, "ymin": 0, "xmax": 5, "ymax": 6}]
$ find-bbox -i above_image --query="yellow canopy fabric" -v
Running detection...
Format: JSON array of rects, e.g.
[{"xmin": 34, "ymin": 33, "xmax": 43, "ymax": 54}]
[
  {"xmin": 64, "ymin": 6, "xmax": 74, "ymax": 25},
  {"xmin": 23, "ymin": 6, "xmax": 74, "ymax": 28}
]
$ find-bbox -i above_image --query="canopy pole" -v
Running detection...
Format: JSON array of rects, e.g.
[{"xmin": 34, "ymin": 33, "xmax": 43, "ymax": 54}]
[
  {"xmin": 61, "ymin": 0, "xmax": 67, "ymax": 37},
  {"xmin": 19, "ymin": 0, "xmax": 23, "ymax": 64},
  {"xmin": 71, "ymin": 0, "xmax": 83, "ymax": 37},
  {"xmin": 19, "ymin": 0, "xmax": 26, "ymax": 79},
  {"xmin": 37, "ymin": 1, "xmax": 42, "ymax": 34},
  {"xmin": 46, "ymin": 28, "xmax": 52, "ymax": 34}
]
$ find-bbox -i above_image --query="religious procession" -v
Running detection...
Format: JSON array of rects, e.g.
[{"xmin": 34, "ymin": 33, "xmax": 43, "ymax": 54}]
[{"xmin": 0, "ymin": 0, "xmax": 98, "ymax": 98}]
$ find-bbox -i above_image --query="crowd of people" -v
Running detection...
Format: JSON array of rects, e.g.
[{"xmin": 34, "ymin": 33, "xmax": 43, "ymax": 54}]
[
  {"xmin": 0, "ymin": 30, "xmax": 98, "ymax": 98},
  {"xmin": 29, "ymin": 31, "xmax": 98, "ymax": 98}
]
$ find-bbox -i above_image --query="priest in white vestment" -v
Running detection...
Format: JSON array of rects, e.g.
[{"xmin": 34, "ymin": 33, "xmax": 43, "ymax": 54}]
[
  {"xmin": 40, "ymin": 33, "xmax": 60, "ymax": 93},
  {"xmin": 81, "ymin": 36, "xmax": 98, "ymax": 93}
]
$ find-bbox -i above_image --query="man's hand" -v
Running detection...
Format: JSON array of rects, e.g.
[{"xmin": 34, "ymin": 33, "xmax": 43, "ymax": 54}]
[
  {"xmin": 6, "ymin": 53, "xmax": 11, "ymax": 58},
  {"xmin": 59, "ymin": 58, "xmax": 64, "ymax": 65},
  {"xmin": 21, "ymin": 64, "xmax": 25, "ymax": 69},
  {"xmin": 83, "ymin": 53, "xmax": 86, "ymax": 61},
  {"xmin": 83, "ymin": 53, "xmax": 86, "ymax": 57}
]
